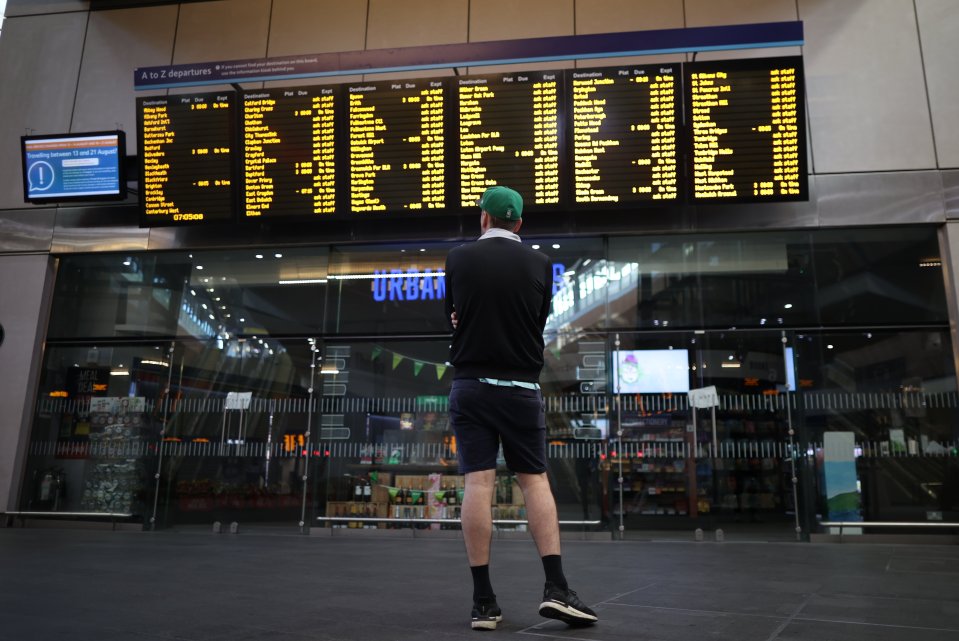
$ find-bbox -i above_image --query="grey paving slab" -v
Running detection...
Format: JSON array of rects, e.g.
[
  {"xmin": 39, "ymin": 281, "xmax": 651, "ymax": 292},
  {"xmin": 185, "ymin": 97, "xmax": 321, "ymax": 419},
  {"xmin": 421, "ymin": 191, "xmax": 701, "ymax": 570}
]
[
  {"xmin": 1, "ymin": 528, "xmax": 959, "ymax": 641},
  {"xmin": 610, "ymin": 583, "xmax": 807, "ymax": 618},
  {"xmin": 800, "ymin": 593, "xmax": 959, "ymax": 630},
  {"xmin": 778, "ymin": 619, "xmax": 959, "ymax": 641}
]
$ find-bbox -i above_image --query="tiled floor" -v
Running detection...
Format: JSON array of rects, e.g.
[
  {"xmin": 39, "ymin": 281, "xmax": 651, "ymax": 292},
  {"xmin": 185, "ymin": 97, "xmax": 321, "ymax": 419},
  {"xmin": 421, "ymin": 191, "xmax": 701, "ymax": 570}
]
[{"xmin": 1, "ymin": 526, "xmax": 957, "ymax": 640}]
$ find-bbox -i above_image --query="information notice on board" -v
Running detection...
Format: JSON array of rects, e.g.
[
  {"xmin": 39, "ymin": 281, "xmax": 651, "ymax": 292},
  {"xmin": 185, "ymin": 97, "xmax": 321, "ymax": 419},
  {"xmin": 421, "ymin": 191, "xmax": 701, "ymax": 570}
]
[
  {"xmin": 457, "ymin": 71, "xmax": 563, "ymax": 209},
  {"xmin": 136, "ymin": 56, "xmax": 808, "ymax": 225},
  {"xmin": 570, "ymin": 65, "xmax": 680, "ymax": 204},
  {"xmin": 346, "ymin": 78, "xmax": 447, "ymax": 213},
  {"xmin": 138, "ymin": 93, "xmax": 234, "ymax": 225},
  {"xmin": 686, "ymin": 56, "xmax": 806, "ymax": 203},
  {"xmin": 241, "ymin": 86, "xmax": 337, "ymax": 219}
]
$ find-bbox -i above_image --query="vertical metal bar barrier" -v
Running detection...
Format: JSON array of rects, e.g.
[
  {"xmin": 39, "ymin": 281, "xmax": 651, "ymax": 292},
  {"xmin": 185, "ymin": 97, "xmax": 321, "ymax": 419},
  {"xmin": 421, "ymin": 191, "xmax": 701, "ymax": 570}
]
[
  {"xmin": 782, "ymin": 331, "xmax": 801, "ymax": 541},
  {"xmin": 299, "ymin": 341, "xmax": 319, "ymax": 533},
  {"xmin": 150, "ymin": 342, "xmax": 176, "ymax": 530},
  {"xmin": 615, "ymin": 333, "xmax": 625, "ymax": 539}
]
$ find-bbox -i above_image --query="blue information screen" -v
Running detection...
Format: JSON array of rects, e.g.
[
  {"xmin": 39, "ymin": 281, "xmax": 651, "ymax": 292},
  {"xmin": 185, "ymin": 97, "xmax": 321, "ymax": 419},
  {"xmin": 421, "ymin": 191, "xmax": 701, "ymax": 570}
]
[{"xmin": 22, "ymin": 132, "xmax": 125, "ymax": 202}]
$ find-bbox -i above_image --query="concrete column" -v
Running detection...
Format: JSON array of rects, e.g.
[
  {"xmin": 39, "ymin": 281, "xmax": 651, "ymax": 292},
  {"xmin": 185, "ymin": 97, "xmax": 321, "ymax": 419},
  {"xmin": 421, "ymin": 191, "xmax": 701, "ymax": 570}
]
[{"xmin": 0, "ymin": 254, "xmax": 54, "ymax": 512}]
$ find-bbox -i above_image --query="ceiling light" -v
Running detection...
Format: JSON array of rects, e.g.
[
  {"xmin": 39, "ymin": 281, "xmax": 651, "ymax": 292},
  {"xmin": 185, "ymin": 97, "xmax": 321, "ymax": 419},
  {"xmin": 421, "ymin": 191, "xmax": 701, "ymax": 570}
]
[
  {"xmin": 196, "ymin": 265, "xmax": 204, "ymax": 270},
  {"xmin": 240, "ymin": 318, "xmax": 246, "ymax": 322},
  {"xmin": 552, "ymin": 244, "xmax": 561, "ymax": 249},
  {"xmin": 208, "ymin": 314, "xmax": 214, "ymax": 320},
  {"xmin": 419, "ymin": 248, "xmax": 426, "ymax": 252},
  {"xmin": 531, "ymin": 245, "xmax": 540, "ymax": 250},
  {"xmin": 275, "ymin": 253, "xmax": 283, "ymax": 258},
  {"xmin": 721, "ymin": 362, "xmax": 741, "ymax": 368},
  {"xmin": 122, "ymin": 259, "xmax": 132, "ymax": 267},
  {"xmin": 255, "ymin": 254, "xmax": 263, "ymax": 259},
  {"xmin": 827, "ymin": 344, "xmax": 834, "ymax": 350},
  {"xmin": 784, "ymin": 303, "xmax": 793, "ymax": 309},
  {"xmin": 190, "ymin": 289, "xmax": 196, "ymax": 296}
]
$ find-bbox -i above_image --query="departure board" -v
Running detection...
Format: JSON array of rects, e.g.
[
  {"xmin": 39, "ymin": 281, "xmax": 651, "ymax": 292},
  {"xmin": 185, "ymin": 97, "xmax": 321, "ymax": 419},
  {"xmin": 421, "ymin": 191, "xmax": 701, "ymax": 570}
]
[
  {"xmin": 138, "ymin": 93, "xmax": 234, "ymax": 225},
  {"xmin": 686, "ymin": 56, "xmax": 806, "ymax": 203},
  {"xmin": 241, "ymin": 87, "xmax": 338, "ymax": 219},
  {"xmin": 570, "ymin": 65, "xmax": 680, "ymax": 204},
  {"xmin": 346, "ymin": 79, "xmax": 447, "ymax": 212},
  {"xmin": 457, "ymin": 71, "xmax": 562, "ymax": 208}
]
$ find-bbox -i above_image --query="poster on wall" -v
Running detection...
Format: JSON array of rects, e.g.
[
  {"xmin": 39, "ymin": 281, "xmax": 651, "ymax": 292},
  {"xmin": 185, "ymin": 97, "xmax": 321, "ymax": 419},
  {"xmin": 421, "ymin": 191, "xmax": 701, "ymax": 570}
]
[{"xmin": 823, "ymin": 431, "xmax": 862, "ymax": 532}]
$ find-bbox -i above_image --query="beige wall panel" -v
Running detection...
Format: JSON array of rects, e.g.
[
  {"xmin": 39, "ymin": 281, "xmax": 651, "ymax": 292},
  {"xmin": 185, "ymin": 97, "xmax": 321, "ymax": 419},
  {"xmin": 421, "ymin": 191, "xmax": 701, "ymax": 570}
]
[
  {"xmin": 685, "ymin": 0, "xmax": 797, "ymax": 26},
  {"xmin": 916, "ymin": 0, "xmax": 959, "ymax": 168},
  {"xmin": 573, "ymin": 0, "xmax": 684, "ymax": 68},
  {"xmin": 0, "ymin": 13, "xmax": 88, "ymax": 211},
  {"xmin": 465, "ymin": 0, "xmax": 573, "ymax": 75},
  {"xmin": 268, "ymin": 0, "xmax": 368, "ymax": 57},
  {"xmin": 576, "ymin": 0, "xmax": 683, "ymax": 33},
  {"xmin": 5, "ymin": 0, "xmax": 88, "ymax": 16},
  {"xmin": 470, "ymin": 0, "xmax": 573, "ymax": 42},
  {"xmin": 170, "ymin": 0, "xmax": 271, "ymax": 93},
  {"xmin": 72, "ymin": 6, "xmax": 178, "ymax": 155},
  {"xmin": 265, "ymin": 0, "xmax": 367, "ymax": 89},
  {"xmin": 800, "ymin": 0, "xmax": 936, "ymax": 173},
  {"xmin": 175, "ymin": 0, "xmax": 271, "ymax": 62},
  {"xmin": 0, "ymin": 254, "xmax": 54, "ymax": 511},
  {"xmin": 367, "ymin": 0, "xmax": 467, "ymax": 48},
  {"xmin": 685, "ymin": 0, "xmax": 799, "ymax": 61}
]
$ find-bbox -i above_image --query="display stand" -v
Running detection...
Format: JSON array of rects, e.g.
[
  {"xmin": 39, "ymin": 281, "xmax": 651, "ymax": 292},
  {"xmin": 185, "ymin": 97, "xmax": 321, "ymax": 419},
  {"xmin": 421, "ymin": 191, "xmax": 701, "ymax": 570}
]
[{"xmin": 221, "ymin": 391, "xmax": 253, "ymax": 451}]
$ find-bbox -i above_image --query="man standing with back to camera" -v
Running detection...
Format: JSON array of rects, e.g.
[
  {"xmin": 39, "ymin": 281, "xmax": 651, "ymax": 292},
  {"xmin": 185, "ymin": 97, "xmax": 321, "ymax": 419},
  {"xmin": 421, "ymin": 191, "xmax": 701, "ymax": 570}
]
[{"xmin": 444, "ymin": 186, "xmax": 598, "ymax": 631}]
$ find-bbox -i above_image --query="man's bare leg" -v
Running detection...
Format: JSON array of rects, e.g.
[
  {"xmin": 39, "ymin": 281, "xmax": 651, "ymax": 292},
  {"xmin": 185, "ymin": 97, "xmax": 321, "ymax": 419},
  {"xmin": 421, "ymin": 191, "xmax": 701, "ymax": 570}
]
[
  {"xmin": 515, "ymin": 471, "xmax": 560, "ymax": 557},
  {"xmin": 462, "ymin": 469, "xmax": 496, "ymax": 565},
  {"xmin": 462, "ymin": 469, "xmax": 502, "ymax": 629}
]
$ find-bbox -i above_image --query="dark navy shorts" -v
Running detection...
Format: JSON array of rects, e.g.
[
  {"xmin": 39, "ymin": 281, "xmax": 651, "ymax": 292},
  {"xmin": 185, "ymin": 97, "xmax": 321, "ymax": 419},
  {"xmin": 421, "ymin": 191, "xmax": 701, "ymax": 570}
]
[{"xmin": 448, "ymin": 378, "xmax": 547, "ymax": 474}]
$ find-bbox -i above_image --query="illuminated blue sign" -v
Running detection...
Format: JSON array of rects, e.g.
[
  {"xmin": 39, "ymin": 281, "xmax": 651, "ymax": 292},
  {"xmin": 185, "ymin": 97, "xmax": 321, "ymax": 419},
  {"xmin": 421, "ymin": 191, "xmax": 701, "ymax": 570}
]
[{"xmin": 371, "ymin": 263, "xmax": 566, "ymax": 301}]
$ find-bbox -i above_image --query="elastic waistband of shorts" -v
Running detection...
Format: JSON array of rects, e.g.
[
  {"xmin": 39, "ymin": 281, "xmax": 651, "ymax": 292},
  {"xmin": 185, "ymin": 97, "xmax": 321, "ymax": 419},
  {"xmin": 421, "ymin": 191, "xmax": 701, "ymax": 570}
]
[{"xmin": 477, "ymin": 377, "xmax": 540, "ymax": 390}]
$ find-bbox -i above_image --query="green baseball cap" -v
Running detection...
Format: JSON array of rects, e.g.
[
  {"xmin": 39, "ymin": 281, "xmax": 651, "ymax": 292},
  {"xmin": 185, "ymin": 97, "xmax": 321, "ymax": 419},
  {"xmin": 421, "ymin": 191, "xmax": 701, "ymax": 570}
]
[{"xmin": 478, "ymin": 186, "xmax": 523, "ymax": 221}]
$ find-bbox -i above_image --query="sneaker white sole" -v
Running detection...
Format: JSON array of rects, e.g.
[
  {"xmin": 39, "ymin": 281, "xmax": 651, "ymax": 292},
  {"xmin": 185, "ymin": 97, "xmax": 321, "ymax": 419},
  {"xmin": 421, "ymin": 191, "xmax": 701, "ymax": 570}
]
[
  {"xmin": 471, "ymin": 615, "xmax": 502, "ymax": 631},
  {"xmin": 539, "ymin": 600, "xmax": 598, "ymax": 626}
]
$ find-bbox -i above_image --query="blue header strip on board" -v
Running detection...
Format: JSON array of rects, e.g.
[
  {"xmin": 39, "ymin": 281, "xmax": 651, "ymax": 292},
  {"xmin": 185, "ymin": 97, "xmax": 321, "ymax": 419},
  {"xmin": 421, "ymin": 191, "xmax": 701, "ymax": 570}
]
[{"xmin": 134, "ymin": 21, "xmax": 803, "ymax": 90}]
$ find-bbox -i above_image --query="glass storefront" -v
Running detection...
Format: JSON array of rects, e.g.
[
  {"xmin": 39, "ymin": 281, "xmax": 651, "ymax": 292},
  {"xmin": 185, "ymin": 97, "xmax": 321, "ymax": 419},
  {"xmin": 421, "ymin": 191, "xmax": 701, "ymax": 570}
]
[{"xmin": 18, "ymin": 226, "xmax": 959, "ymax": 538}]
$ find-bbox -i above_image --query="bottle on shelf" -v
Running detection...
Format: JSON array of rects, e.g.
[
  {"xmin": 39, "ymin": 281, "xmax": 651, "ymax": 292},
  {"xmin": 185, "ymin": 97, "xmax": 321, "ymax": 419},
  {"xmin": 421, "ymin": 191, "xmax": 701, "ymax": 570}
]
[{"xmin": 363, "ymin": 476, "xmax": 372, "ymax": 503}]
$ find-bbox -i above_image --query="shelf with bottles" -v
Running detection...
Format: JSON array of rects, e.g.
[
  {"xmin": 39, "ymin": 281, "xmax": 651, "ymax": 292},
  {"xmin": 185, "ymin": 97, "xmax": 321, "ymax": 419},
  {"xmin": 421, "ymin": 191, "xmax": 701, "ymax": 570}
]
[{"xmin": 328, "ymin": 471, "xmax": 526, "ymax": 529}]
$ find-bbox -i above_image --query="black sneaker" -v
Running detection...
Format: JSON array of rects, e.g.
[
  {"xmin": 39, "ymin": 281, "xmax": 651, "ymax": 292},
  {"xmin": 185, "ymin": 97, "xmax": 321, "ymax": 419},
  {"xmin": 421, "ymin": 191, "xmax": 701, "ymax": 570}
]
[
  {"xmin": 539, "ymin": 582, "xmax": 598, "ymax": 626},
  {"xmin": 471, "ymin": 596, "xmax": 502, "ymax": 631}
]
